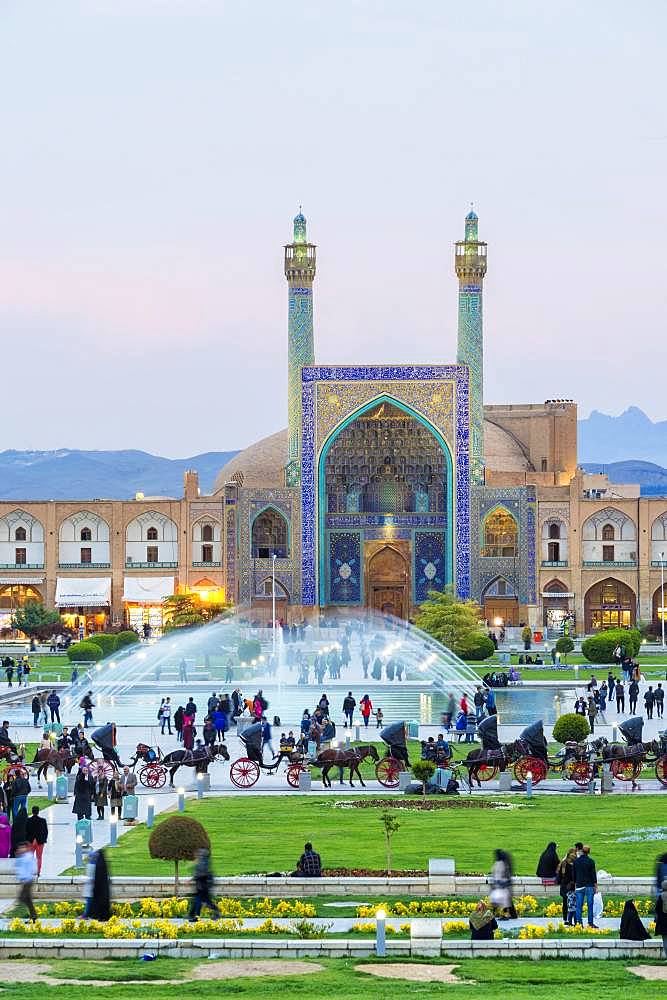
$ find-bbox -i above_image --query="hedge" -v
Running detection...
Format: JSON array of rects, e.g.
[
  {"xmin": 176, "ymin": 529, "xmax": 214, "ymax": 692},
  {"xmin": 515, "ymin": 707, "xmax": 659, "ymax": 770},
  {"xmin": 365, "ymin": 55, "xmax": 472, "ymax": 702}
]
[
  {"xmin": 581, "ymin": 628, "xmax": 642, "ymax": 664},
  {"xmin": 552, "ymin": 713, "xmax": 590, "ymax": 744},
  {"xmin": 66, "ymin": 640, "xmax": 104, "ymax": 663},
  {"xmin": 457, "ymin": 632, "xmax": 495, "ymax": 661},
  {"xmin": 90, "ymin": 633, "xmax": 117, "ymax": 656},
  {"xmin": 114, "ymin": 630, "xmax": 140, "ymax": 650}
]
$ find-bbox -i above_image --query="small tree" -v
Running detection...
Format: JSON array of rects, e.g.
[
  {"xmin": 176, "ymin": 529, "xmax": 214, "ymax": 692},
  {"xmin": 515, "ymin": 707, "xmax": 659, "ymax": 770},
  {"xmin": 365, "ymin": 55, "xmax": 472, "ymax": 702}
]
[
  {"xmin": 12, "ymin": 600, "xmax": 61, "ymax": 640},
  {"xmin": 552, "ymin": 712, "xmax": 590, "ymax": 744},
  {"xmin": 380, "ymin": 811, "xmax": 400, "ymax": 875},
  {"xmin": 66, "ymin": 640, "xmax": 104, "ymax": 663},
  {"xmin": 163, "ymin": 594, "xmax": 230, "ymax": 631},
  {"xmin": 148, "ymin": 815, "xmax": 210, "ymax": 895},
  {"xmin": 415, "ymin": 588, "xmax": 490, "ymax": 658},
  {"xmin": 555, "ymin": 636, "xmax": 574, "ymax": 663},
  {"xmin": 412, "ymin": 759, "xmax": 436, "ymax": 803}
]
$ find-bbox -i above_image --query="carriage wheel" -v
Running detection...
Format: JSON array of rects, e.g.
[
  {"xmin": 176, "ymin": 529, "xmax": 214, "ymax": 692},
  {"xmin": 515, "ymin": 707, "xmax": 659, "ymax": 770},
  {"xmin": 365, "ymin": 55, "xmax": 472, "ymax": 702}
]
[
  {"xmin": 474, "ymin": 762, "xmax": 499, "ymax": 782},
  {"xmin": 286, "ymin": 763, "xmax": 307, "ymax": 789},
  {"xmin": 375, "ymin": 756, "xmax": 401, "ymax": 788},
  {"xmin": 140, "ymin": 764, "xmax": 167, "ymax": 789},
  {"xmin": 655, "ymin": 757, "xmax": 667, "ymax": 787},
  {"xmin": 6, "ymin": 763, "xmax": 28, "ymax": 780},
  {"xmin": 513, "ymin": 756, "xmax": 548, "ymax": 786},
  {"xmin": 230, "ymin": 757, "xmax": 260, "ymax": 789},
  {"xmin": 611, "ymin": 758, "xmax": 642, "ymax": 781},
  {"xmin": 570, "ymin": 761, "xmax": 594, "ymax": 787}
]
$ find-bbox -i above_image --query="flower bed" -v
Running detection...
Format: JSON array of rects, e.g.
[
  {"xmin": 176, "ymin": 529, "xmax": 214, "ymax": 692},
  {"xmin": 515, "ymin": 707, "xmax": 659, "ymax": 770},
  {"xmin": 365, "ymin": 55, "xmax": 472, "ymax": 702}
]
[
  {"xmin": 356, "ymin": 895, "xmax": 540, "ymax": 918},
  {"xmin": 36, "ymin": 897, "xmax": 316, "ymax": 920}
]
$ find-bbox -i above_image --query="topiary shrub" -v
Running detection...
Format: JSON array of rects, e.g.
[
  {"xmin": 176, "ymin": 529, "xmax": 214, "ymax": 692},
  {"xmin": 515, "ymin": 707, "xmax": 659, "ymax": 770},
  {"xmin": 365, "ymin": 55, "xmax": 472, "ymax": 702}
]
[
  {"xmin": 237, "ymin": 638, "xmax": 261, "ymax": 664},
  {"xmin": 555, "ymin": 636, "xmax": 574, "ymax": 662},
  {"xmin": 114, "ymin": 630, "xmax": 140, "ymax": 650},
  {"xmin": 148, "ymin": 815, "xmax": 210, "ymax": 895},
  {"xmin": 66, "ymin": 640, "xmax": 103, "ymax": 663},
  {"xmin": 522, "ymin": 626, "xmax": 532, "ymax": 649},
  {"xmin": 91, "ymin": 633, "xmax": 117, "ymax": 656},
  {"xmin": 552, "ymin": 712, "xmax": 590, "ymax": 744},
  {"xmin": 457, "ymin": 633, "xmax": 495, "ymax": 661},
  {"xmin": 581, "ymin": 628, "xmax": 642, "ymax": 664}
]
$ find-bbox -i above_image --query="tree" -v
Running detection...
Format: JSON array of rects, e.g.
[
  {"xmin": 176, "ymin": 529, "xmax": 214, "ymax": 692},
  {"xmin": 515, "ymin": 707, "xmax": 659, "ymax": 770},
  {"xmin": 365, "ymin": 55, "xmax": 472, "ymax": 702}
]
[
  {"xmin": 415, "ymin": 589, "xmax": 488, "ymax": 658},
  {"xmin": 66, "ymin": 640, "xmax": 104, "ymax": 663},
  {"xmin": 581, "ymin": 627, "xmax": 642, "ymax": 664},
  {"xmin": 411, "ymin": 759, "xmax": 436, "ymax": 803},
  {"xmin": 555, "ymin": 636, "xmax": 574, "ymax": 663},
  {"xmin": 12, "ymin": 600, "xmax": 61, "ymax": 640},
  {"xmin": 522, "ymin": 626, "xmax": 533, "ymax": 650},
  {"xmin": 237, "ymin": 638, "xmax": 261, "ymax": 664},
  {"xmin": 92, "ymin": 633, "xmax": 117, "ymax": 657},
  {"xmin": 162, "ymin": 594, "xmax": 229, "ymax": 631},
  {"xmin": 148, "ymin": 815, "xmax": 210, "ymax": 895},
  {"xmin": 379, "ymin": 811, "xmax": 400, "ymax": 875},
  {"xmin": 552, "ymin": 713, "xmax": 590, "ymax": 744},
  {"xmin": 114, "ymin": 630, "xmax": 140, "ymax": 650}
]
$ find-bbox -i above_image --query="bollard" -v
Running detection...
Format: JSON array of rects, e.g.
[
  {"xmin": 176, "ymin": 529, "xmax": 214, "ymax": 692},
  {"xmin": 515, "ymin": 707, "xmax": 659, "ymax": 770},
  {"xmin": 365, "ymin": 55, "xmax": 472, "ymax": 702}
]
[
  {"xmin": 612, "ymin": 724, "xmax": 618, "ymax": 743},
  {"xmin": 75, "ymin": 835, "xmax": 83, "ymax": 868},
  {"xmin": 47, "ymin": 779, "xmax": 54, "ymax": 801},
  {"xmin": 587, "ymin": 778, "xmax": 596, "ymax": 795},
  {"xmin": 177, "ymin": 787, "xmax": 185, "ymax": 812},
  {"xmin": 109, "ymin": 817, "xmax": 117, "ymax": 847},
  {"xmin": 526, "ymin": 771, "xmax": 533, "ymax": 798},
  {"xmin": 197, "ymin": 773, "xmax": 204, "ymax": 800},
  {"xmin": 376, "ymin": 908, "xmax": 386, "ymax": 957},
  {"xmin": 147, "ymin": 798, "xmax": 155, "ymax": 828}
]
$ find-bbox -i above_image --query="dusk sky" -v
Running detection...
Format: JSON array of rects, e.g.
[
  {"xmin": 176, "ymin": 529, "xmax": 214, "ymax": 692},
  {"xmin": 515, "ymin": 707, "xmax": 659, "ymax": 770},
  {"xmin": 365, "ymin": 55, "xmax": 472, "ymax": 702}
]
[{"xmin": 1, "ymin": 1, "xmax": 665, "ymax": 457}]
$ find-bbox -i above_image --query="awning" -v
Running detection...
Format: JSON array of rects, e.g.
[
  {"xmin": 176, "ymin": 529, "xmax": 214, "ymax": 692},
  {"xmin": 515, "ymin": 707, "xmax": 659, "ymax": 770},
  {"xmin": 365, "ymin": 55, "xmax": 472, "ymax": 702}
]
[
  {"xmin": 541, "ymin": 591, "xmax": 574, "ymax": 598},
  {"xmin": 0, "ymin": 577, "xmax": 44, "ymax": 585},
  {"xmin": 123, "ymin": 577, "xmax": 174, "ymax": 604},
  {"xmin": 55, "ymin": 577, "xmax": 111, "ymax": 608}
]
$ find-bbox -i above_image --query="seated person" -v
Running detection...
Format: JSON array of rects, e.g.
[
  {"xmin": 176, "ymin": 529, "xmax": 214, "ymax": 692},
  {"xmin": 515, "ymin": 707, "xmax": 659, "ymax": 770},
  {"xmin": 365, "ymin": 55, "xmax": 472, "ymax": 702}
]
[
  {"xmin": 435, "ymin": 732, "xmax": 450, "ymax": 755},
  {"xmin": 518, "ymin": 654, "xmax": 525, "ymax": 665},
  {"xmin": 292, "ymin": 841, "xmax": 322, "ymax": 878},
  {"xmin": 454, "ymin": 711, "xmax": 468, "ymax": 741},
  {"xmin": 534, "ymin": 655, "xmax": 544, "ymax": 665}
]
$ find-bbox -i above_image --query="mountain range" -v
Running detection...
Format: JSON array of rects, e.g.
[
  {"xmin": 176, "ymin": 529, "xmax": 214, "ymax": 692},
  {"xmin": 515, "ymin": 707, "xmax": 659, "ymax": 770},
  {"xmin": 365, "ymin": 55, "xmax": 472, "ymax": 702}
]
[
  {"xmin": 578, "ymin": 407, "xmax": 667, "ymax": 494},
  {"xmin": 0, "ymin": 449, "xmax": 239, "ymax": 500}
]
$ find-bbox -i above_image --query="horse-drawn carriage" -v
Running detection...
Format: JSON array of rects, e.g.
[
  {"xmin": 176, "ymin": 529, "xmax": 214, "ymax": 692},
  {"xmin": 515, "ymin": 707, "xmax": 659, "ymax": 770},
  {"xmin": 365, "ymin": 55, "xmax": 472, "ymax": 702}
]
[
  {"xmin": 375, "ymin": 721, "xmax": 410, "ymax": 788},
  {"xmin": 88, "ymin": 724, "xmax": 123, "ymax": 779},
  {"xmin": 129, "ymin": 743, "xmax": 168, "ymax": 788},
  {"xmin": 461, "ymin": 717, "xmax": 550, "ymax": 787},
  {"xmin": 229, "ymin": 722, "xmax": 305, "ymax": 789},
  {"xmin": 598, "ymin": 717, "xmax": 667, "ymax": 786},
  {"xmin": 0, "ymin": 745, "xmax": 29, "ymax": 781}
]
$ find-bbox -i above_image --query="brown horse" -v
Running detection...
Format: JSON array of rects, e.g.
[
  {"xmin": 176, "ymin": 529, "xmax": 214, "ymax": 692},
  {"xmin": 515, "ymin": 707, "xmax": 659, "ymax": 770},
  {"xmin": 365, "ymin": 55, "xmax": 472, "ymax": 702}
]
[
  {"xmin": 31, "ymin": 748, "xmax": 79, "ymax": 785},
  {"xmin": 462, "ymin": 740, "xmax": 524, "ymax": 788},
  {"xmin": 314, "ymin": 744, "xmax": 379, "ymax": 787},
  {"xmin": 161, "ymin": 743, "xmax": 230, "ymax": 786}
]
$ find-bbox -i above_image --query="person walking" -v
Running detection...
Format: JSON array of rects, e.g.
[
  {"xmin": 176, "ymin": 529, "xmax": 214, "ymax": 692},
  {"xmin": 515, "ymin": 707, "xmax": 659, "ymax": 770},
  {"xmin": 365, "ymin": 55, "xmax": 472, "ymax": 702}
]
[
  {"xmin": 489, "ymin": 849, "xmax": 516, "ymax": 918},
  {"xmin": 13, "ymin": 842, "xmax": 37, "ymax": 920},
  {"xmin": 261, "ymin": 716, "xmax": 273, "ymax": 757},
  {"xmin": 11, "ymin": 774, "xmax": 30, "ymax": 819},
  {"xmin": 655, "ymin": 683, "xmax": 665, "ymax": 719},
  {"xmin": 628, "ymin": 679, "xmax": 639, "ymax": 715},
  {"xmin": 161, "ymin": 697, "xmax": 172, "ymax": 735},
  {"xmin": 4, "ymin": 660, "xmax": 13, "ymax": 687},
  {"xmin": 80, "ymin": 691, "xmax": 94, "ymax": 728},
  {"xmin": 72, "ymin": 766, "xmax": 94, "ymax": 821},
  {"xmin": 0, "ymin": 813, "xmax": 11, "ymax": 858},
  {"xmin": 46, "ymin": 690, "xmax": 60, "ymax": 724},
  {"xmin": 342, "ymin": 692, "xmax": 356, "ymax": 728},
  {"xmin": 30, "ymin": 695, "xmax": 40, "ymax": 729},
  {"xmin": 587, "ymin": 696, "xmax": 597, "ymax": 734},
  {"xmin": 188, "ymin": 848, "xmax": 221, "ymax": 921},
  {"xmin": 174, "ymin": 705, "xmax": 185, "ymax": 742},
  {"xmin": 644, "ymin": 686, "xmax": 655, "ymax": 720},
  {"xmin": 557, "ymin": 848, "xmax": 577, "ymax": 922},
  {"xmin": 108, "ymin": 773, "xmax": 122, "ymax": 819},
  {"xmin": 94, "ymin": 774, "xmax": 108, "ymax": 820},
  {"xmin": 615, "ymin": 680, "xmax": 625, "ymax": 714},
  {"xmin": 39, "ymin": 691, "xmax": 48, "ymax": 727},
  {"xmin": 655, "ymin": 879, "xmax": 667, "ymax": 959},
  {"xmin": 573, "ymin": 844, "xmax": 598, "ymax": 928},
  {"xmin": 473, "ymin": 687, "xmax": 485, "ymax": 721},
  {"xmin": 360, "ymin": 694, "xmax": 373, "ymax": 728},
  {"xmin": 83, "ymin": 848, "xmax": 111, "ymax": 921},
  {"xmin": 25, "ymin": 806, "xmax": 48, "ymax": 876}
]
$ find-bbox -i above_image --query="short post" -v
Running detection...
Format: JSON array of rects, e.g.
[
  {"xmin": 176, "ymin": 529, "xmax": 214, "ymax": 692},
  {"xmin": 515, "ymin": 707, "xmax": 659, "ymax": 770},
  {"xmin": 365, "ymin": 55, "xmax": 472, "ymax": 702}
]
[
  {"xmin": 177, "ymin": 787, "xmax": 185, "ymax": 812},
  {"xmin": 345, "ymin": 733, "xmax": 351, "ymax": 747},
  {"xmin": 612, "ymin": 724, "xmax": 618, "ymax": 743},
  {"xmin": 109, "ymin": 816, "xmax": 117, "ymax": 847},
  {"xmin": 146, "ymin": 798, "xmax": 155, "ymax": 828},
  {"xmin": 197, "ymin": 773, "xmax": 204, "ymax": 800},
  {"xmin": 587, "ymin": 777, "xmax": 596, "ymax": 795},
  {"xmin": 375, "ymin": 907, "xmax": 386, "ymax": 957},
  {"xmin": 574, "ymin": 665, "xmax": 579, "ymax": 681},
  {"xmin": 75, "ymin": 834, "xmax": 83, "ymax": 868},
  {"xmin": 526, "ymin": 771, "xmax": 533, "ymax": 799},
  {"xmin": 47, "ymin": 778, "xmax": 54, "ymax": 801}
]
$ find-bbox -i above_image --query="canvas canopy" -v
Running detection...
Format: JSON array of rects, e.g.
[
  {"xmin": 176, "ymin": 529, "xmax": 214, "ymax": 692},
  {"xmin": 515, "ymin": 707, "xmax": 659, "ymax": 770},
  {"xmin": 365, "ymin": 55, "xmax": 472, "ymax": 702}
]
[
  {"xmin": 381, "ymin": 721, "xmax": 406, "ymax": 749},
  {"xmin": 122, "ymin": 577, "xmax": 174, "ymax": 603},
  {"xmin": 519, "ymin": 720, "xmax": 547, "ymax": 754},
  {"xmin": 619, "ymin": 717, "xmax": 644, "ymax": 745},
  {"xmin": 91, "ymin": 724, "xmax": 116, "ymax": 751},
  {"xmin": 55, "ymin": 577, "xmax": 111, "ymax": 607},
  {"xmin": 240, "ymin": 722, "xmax": 263, "ymax": 752},
  {"xmin": 478, "ymin": 715, "xmax": 502, "ymax": 751}
]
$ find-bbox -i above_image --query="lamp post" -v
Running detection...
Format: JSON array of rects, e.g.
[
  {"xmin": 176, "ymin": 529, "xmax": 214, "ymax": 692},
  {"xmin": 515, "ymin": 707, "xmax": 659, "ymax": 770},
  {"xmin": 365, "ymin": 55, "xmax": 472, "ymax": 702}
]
[
  {"xmin": 526, "ymin": 771, "xmax": 533, "ymax": 799},
  {"xmin": 661, "ymin": 551, "xmax": 665, "ymax": 650},
  {"xmin": 272, "ymin": 552, "xmax": 277, "ymax": 656}
]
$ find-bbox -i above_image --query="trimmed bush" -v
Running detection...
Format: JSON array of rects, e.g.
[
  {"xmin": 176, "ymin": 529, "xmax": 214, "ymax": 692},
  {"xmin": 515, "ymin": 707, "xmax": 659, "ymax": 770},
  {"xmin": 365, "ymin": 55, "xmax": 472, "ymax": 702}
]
[
  {"xmin": 66, "ymin": 640, "xmax": 104, "ymax": 663},
  {"xmin": 552, "ymin": 713, "xmax": 590, "ymax": 744},
  {"xmin": 237, "ymin": 638, "xmax": 261, "ymax": 664},
  {"xmin": 91, "ymin": 633, "xmax": 117, "ymax": 656},
  {"xmin": 458, "ymin": 632, "xmax": 495, "ymax": 661},
  {"xmin": 581, "ymin": 627, "xmax": 642, "ymax": 664},
  {"xmin": 148, "ymin": 815, "xmax": 210, "ymax": 894},
  {"xmin": 114, "ymin": 630, "xmax": 140, "ymax": 650},
  {"xmin": 555, "ymin": 636, "xmax": 574, "ymax": 661}
]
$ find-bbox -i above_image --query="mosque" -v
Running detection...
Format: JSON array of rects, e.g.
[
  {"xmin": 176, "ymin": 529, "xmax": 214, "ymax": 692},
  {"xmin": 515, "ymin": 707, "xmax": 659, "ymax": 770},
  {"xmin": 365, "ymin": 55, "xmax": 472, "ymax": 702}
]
[{"xmin": 1, "ymin": 209, "xmax": 666, "ymax": 637}]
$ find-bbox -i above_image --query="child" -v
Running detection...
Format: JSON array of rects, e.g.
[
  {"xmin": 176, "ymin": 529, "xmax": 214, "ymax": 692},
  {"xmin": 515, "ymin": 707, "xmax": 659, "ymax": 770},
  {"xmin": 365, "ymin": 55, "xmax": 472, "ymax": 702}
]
[
  {"xmin": 375, "ymin": 707, "xmax": 384, "ymax": 729},
  {"xmin": 565, "ymin": 882, "xmax": 576, "ymax": 926}
]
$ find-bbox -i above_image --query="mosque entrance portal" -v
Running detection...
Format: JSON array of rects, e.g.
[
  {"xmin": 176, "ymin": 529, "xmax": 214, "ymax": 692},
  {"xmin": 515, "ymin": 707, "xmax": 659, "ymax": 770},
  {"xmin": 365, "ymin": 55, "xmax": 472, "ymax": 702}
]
[{"xmin": 366, "ymin": 543, "xmax": 409, "ymax": 620}]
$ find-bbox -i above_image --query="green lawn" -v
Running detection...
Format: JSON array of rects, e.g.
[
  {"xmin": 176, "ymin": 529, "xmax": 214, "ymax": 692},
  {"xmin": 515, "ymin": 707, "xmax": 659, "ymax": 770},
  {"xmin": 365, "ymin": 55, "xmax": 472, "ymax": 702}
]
[
  {"xmin": 105, "ymin": 793, "xmax": 664, "ymax": 877},
  {"xmin": 0, "ymin": 958, "xmax": 661, "ymax": 999}
]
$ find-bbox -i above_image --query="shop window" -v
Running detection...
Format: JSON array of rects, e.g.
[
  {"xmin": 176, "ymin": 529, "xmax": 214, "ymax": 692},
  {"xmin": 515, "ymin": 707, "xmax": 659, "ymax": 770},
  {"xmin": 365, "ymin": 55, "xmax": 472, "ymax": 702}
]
[
  {"xmin": 80, "ymin": 547, "xmax": 92, "ymax": 564},
  {"xmin": 147, "ymin": 527, "xmax": 158, "ymax": 541},
  {"xmin": 15, "ymin": 527, "xmax": 26, "ymax": 542},
  {"xmin": 602, "ymin": 545, "xmax": 615, "ymax": 562},
  {"xmin": 15, "ymin": 548, "xmax": 26, "ymax": 565},
  {"xmin": 202, "ymin": 524, "xmax": 214, "ymax": 543},
  {"xmin": 482, "ymin": 508, "xmax": 517, "ymax": 557},
  {"xmin": 202, "ymin": 544, "xmax": 213, "ymax": 563},
  {"xmin": 80, "ymin": 527, "xmax": 92, "ymax": 542},
  {"xmin": 602, "ymin": 523, "xmax": 615, "ymax": 541},
  {"xmin": 147, "ymin": 545, "xmax": 159, "ymax": 563}
]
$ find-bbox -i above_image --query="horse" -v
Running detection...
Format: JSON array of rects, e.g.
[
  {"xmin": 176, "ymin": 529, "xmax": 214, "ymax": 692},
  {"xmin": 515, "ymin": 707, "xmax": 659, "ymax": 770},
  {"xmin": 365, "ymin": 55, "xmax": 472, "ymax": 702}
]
[
  {"xmin": 161, "ymin": 743, "xmax": 230, "ymax": 786},
  {"xmin": 31, "ymin": 748, "xmax": 79, "ymax": 785},
  {"xmin": 313, "ymin": 744, "xmax": 379, "ymax": 788},
  {"xmin": 462, "ymin": 740, "xmax": 524, "ymax": 788}
]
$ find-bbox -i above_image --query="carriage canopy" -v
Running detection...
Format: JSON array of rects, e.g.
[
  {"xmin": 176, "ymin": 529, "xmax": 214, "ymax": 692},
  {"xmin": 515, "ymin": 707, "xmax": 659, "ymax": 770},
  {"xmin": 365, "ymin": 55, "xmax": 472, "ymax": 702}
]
[
  {"xmin": 240, "ymin": 722, "xmax": 263, "ymax": 752},
  {"xmin": 519, "ymin": 720, "xmax": 547, "ymax": 754},
  {"xmin": 619, "ymin": 717, "xmax": 644, "ymax": 745},
  {"xmin": 381, "ymin": 721, "xmax": 406, "ymax": 749},
  {"xmin": 91, "ymin": 724, "xmax": 116, "ymax": 750},
  {"xmin": 477, "ymin": 715, "xmax": 502, "ymax": 751}
]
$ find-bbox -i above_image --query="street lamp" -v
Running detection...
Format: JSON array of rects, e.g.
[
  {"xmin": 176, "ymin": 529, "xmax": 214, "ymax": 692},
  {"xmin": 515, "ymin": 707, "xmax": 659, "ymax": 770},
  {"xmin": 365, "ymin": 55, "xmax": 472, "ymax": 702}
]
[{"xmin": 272, "ymin": 552, "xmax": 277, "ymax": 656}]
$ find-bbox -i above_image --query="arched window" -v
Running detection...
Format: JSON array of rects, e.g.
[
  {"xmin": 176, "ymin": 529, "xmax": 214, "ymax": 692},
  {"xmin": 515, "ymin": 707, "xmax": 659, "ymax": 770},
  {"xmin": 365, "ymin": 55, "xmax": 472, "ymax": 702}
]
[
  {"xmin": 482, "ymin": 509, "xmax": 517, "ymax": 558},
  {"xmin": 602, "ymin": 523, "xmax": 615, "ymax": 541},
  {"xmin": 251, "ymin": 508, "xmax": 289, "ymax": 558},
  {"xmin": 202, "ymin": 523, "xmax": 214, "ymax": 543},
  {"xmin": 146, "ymin": 526, "xmax": 158, "ymax": 541},
  {"xmin": 14, "ymin": 527, "xmax": 26, "ymax": 541},
  {"xmin": 80, "ymin": 527, "xmax": 92, "ymax": 542},
  {"xmin": 548, "ymin": 523, "xmax": 561, "ymax": 539}
]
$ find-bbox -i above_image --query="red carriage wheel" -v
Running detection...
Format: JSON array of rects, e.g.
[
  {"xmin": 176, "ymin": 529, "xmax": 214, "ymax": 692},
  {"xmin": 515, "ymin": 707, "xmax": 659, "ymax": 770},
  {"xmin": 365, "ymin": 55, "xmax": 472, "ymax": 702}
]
[
  {"xmin": 6, "ymin": 763, "xmax": 29, "ymax": 780},
  {"xmin": 514, "ymin": 756, "xmax": 547, "ymax": 786},
  {"xmin": 230, "ymin": 757, "xmax": 260, "ymax": 789},
  {"xmin": 655, "ymin": 757, "xmax": 667, "ymax": 787},
  {"xmin": 140, "ymin": 764, "xmax": 167, "ymax": 789},
  {"xmin": 375, "ymin": 756, "xmax": 401, "ymax": 788},
  {"xmin": 286, "ymin": 763, "xmax": 306, "ymax": 789},
  {"xmin": 570, "ymin": 761, "xmax": 594, "ymax": 787},
  {"xmin": 611, "ymin": 758, "xmax": 642, "ymax": 781},
  {"xmin": 474, "ymin": 762, "xmax": 499, "ymax": 782}
]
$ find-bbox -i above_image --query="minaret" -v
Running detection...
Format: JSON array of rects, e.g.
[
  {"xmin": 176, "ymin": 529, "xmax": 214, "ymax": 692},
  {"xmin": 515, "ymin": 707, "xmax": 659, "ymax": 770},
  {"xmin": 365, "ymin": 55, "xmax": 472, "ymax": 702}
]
[
  {"xmin": 455, "ymin": 208, "xmax": 488, "ymax": 485},
  {"xmin": 284, "ymin": 209, "xmax": 317, "ymax": 487}
]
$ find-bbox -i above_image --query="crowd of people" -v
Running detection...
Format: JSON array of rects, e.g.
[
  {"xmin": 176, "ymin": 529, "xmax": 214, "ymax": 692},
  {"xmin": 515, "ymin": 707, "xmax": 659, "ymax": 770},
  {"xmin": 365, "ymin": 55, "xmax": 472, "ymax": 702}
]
[{"xmin": 574, "ymin": 673, "xmax": 665, "ymax": 730}]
